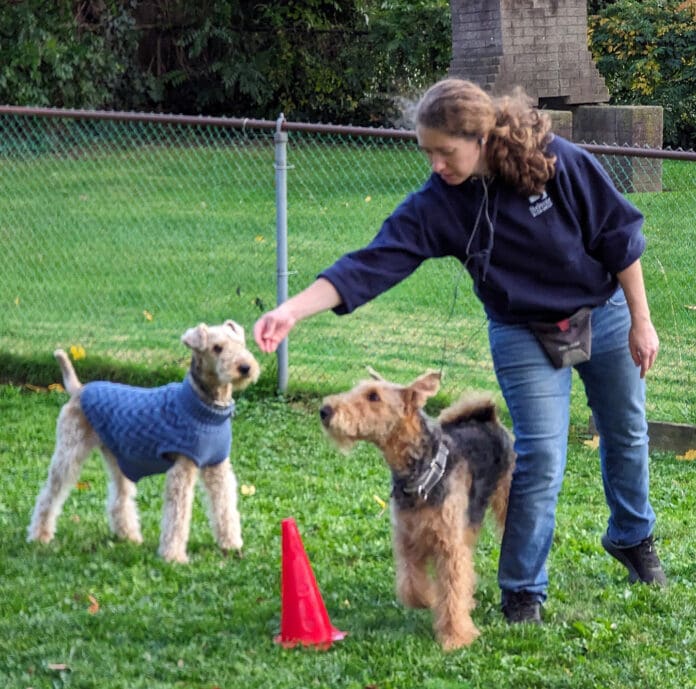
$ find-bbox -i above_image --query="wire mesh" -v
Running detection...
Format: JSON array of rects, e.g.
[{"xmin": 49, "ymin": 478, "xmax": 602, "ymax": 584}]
[{"xmin": 1, "ymin": 109, "xmax": 694, "ymax": 426}]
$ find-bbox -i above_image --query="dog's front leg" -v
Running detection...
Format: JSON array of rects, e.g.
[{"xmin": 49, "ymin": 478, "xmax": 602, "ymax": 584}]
[
  {"xmin": 200, "ymin": 458, "xmax": 243, "ymax": 555},
  {"xmin": 432, "ymin": 526, "xmax": 480, "ymax": 651},
  {"xmin": 159, "ymin": 456, "xmax": 198, "ymax": 564},
  {"xmin": 392, "ymin": 509, "xmax": 436, "ymax": 609}
]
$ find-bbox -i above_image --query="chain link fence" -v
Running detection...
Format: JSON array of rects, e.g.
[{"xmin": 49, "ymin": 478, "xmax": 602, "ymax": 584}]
[{"xmin": 1, "ymin": 107, "xmax": 694, "ymax": 428}]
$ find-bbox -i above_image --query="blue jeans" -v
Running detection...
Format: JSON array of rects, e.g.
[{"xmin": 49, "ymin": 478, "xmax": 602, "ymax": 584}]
[{"xmin": 488, "ymin": 289, "xmax": 656, "ymax": 603}]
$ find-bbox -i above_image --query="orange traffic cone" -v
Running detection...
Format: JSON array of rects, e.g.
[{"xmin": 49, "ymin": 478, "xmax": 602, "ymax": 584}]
[{"xmin": 275, "ymin": 517, "xmax": 347, "ymax": 649}]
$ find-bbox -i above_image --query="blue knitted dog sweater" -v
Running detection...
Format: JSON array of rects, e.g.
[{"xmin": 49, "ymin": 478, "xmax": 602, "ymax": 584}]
[{"xmin": 79, "ymin": 376, "xmax": 234, "ymax": 482}]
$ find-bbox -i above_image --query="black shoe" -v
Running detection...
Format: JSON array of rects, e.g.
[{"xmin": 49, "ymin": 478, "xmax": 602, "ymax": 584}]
[
  {"xmin": 601, "ymin": 533, "xmax": 667, "ymax": 586},
  {"xmin": 501, "ymin": 591, "xmax": 542, "ymax": 624}
]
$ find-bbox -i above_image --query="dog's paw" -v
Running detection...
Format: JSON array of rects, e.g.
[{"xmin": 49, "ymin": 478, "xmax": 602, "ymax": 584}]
[
  {"xmin": 28, "ymin": 532, "xmax": 54, "ymax": 544},
  {"xmin": 222, "ymin": 547, "xmax": 244, "ymax": 560},
  {"xmin": 27, "ymin": 525, "xmax": 54, "ymax": 544},
  {"xmin": 159, "ymin": 548, "xmax": 189, "ymax": 565},
  {"xmin": 217, "ymin": 532, "xmax": 243, "ymax": 552},
  {"xmin": 397, "ymin": 583, "xmax": 436, "ymax": 609},
  {"xmin": 437, "ymin": 621, "xmax": 480, "ymax": 651}
]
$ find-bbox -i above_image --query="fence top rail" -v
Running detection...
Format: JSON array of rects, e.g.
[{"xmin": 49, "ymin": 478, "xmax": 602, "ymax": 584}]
[{"xmin": 1, "ymin": 104, "xmax": 695, "ymax": 160}]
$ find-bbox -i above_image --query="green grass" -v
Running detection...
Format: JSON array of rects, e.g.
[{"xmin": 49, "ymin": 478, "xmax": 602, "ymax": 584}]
[
  {"xmin": 1, "ymin": 384, "xmax": 695, "ymax": 689},
  {"xmin": 1, "ymin": 133, "xmax": 694, "ymax": 424},
  {"xmin": 1, "ymin": 132, "xmax": 695, "ymax": 685}
]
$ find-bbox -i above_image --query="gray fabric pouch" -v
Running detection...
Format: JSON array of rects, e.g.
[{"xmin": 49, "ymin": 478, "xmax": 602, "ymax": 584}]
[{"xmin": 529, "ymin": 307, "xmax": 592, "ymax": 368}]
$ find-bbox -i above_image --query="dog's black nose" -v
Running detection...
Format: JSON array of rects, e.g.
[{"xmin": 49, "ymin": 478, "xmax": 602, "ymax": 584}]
[
  {"xmin": 319, "ymin": 405, "xmax": 333, "ymax": 425},
  {"xmin": 238, "ymin": 364, "xmax": 251, "ymax": 377}
]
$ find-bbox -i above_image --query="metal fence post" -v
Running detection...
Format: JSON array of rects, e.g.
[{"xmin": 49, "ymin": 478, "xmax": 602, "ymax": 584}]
[{"xmin": 274, "ymin": 113, "xmax": 289, "ymax": 393}]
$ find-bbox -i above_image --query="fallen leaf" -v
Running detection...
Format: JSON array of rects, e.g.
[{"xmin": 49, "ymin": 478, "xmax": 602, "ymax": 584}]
[
  {"xmin": 583, "ymin": 435, "xmax": 600, "ymax": 450},
  {"xmin": 47, "ymin": 663, "xmax": 69, "ymax": 671},
  {"xmin": 48, "ymin": 383, "xmax": 64, "ymax": 392},
  {"xmin": 24, "ymin": 383, "xmax": 47, "ymax": 393},
  {"xmin": 255, "ymin": 235, "xmax": 265, "ymax": 243},
  {"xmin": 676, "ymin": 449, "xmax": 696, "ymax": 461},
  {"xmin": 76, "ymin": 481, "xmax": 91, "ymax": 491},
  {"xmin": 372, "ymin": 494, "xmax": 386, "ymax": 510},
  {"xmin": 87, "ymin": 594, "xmax": 99, "ymax": 615},
  {"xmin": 14, "ymin": 295, "xmax": 20, "ymax": 306},
  {"xmin": 685, "ymin": 305, "xmax": 696, "ymax": 311},
  {"xmin": 364, "ymin": 195, "xmax": 372, "ymax": 203},
  {"xmin": 69, "ymin": 345, "xmax": 86, "ymax": 360},
  {"xmin": 241, "ymin": 484, "xmax": 256, "ymax": 496},
  {"xmin": 143, "ymin": 310, "xmax": 153, "ymax": 322}
]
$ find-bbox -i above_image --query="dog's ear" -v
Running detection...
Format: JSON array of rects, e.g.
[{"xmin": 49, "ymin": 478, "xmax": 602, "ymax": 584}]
[
  {"xmin": 366, "ymin": 366, "xmax": 384, "ymax": 381},
  {"xmin": 405, "ymin": 371, "xmax": 441, "ymax": 408},
  {"xmin": 182, "ymin": 323, "xmax": 208, "ymax": 351},
  {"xmin": 224, "ymin": 320, "xmax": 245, "ymax": 339}
]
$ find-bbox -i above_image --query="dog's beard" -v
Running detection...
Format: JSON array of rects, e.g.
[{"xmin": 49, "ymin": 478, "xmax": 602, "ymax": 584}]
[{"xmin": 321, "ymin": 427, "xmax": 356, "ymax": 453}]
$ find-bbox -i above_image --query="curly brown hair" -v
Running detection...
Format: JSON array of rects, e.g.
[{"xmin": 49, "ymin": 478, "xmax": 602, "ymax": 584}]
[{"xmin": 416, "ymin": 79, "xmax": 556, "ymax": 195}]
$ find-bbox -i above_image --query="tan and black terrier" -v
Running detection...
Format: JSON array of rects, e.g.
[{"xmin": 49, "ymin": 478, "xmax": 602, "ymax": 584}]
[
  {"xmin": 28, "ymin": 319, "xmax": 259, "ymax": 564},
  {"xmin": 319, "ymin": 370, "xmax": 515, "ymax": 651}
]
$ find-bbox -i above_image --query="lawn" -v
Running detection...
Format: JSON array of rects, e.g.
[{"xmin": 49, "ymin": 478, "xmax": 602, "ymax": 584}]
[
  {"xmin": 1, "ymin": 130, "xmax": 694, "ymax": 428},
  {"xmin": 1, "ymin": 125, "xmax": 695, "ymax": 688},
  {"xmin": 1, "ymin": 383, "xmax": 695, "ymax": 689}
]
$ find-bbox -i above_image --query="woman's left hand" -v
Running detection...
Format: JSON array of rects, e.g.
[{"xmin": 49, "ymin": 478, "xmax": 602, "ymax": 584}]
[{"xmin": 628, "ymin": 319, "xmax": 659, "ymax": 378}]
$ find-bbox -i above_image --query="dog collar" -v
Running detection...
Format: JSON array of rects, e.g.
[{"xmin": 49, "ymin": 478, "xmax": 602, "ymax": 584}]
[
  {"xmin": 402, "ymin": 441, "xmax": 449, "ymax": 502},
  {"xmin": 180, "ymin": 375, "xmax": 235, "ymax": 424}
]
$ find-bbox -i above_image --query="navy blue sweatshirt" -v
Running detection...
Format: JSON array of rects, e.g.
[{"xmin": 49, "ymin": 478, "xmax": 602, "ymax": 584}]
[{"xmin": 320, "ymin": 136, "xmax": 645, "ymax": 324}]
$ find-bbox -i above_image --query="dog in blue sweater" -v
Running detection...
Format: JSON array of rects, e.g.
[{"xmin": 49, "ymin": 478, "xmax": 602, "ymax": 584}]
[{"xmin": 28, "ymin": 319, "xmax": 260, "ymax": 563}]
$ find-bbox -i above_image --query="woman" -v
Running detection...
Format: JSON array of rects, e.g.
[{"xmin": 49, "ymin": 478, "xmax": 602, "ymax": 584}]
[{"xmin": 253, "ymin": 78, "xmax": 666, "ymax": 623}]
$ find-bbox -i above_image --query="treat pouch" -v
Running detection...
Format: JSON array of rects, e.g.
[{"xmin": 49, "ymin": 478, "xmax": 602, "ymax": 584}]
[{"xmin": 529, "ymin": 307, "xmax": 592, "ymax": 368}]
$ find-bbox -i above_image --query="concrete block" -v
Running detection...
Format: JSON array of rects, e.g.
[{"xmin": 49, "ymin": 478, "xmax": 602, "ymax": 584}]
[{"xmin": 574, "ymin": 105, "xmax": 664, "ymax": 192}]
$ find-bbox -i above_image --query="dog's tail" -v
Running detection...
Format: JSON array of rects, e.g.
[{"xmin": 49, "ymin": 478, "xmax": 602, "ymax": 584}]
[
  {"xmin": 54, "ymin": 349, "xmax": 83, "ymax": 396},
  {"xmin": 438, "ymin": 391, "xmax": 498, "ymax": 426}
]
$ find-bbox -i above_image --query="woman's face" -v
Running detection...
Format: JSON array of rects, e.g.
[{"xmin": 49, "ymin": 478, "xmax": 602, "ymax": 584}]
[{"xmin": 416, "ymin": 126, "xmax": 486, "ymax": 186}]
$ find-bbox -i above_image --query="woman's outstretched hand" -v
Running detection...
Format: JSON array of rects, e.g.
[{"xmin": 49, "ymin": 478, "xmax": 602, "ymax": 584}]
[
  {"xmin": 252, "ymin": 278, "xmax": 343, "ymax": 354},
  {"xmin": 254, "ymin": 306, "xmax": 296, "ymax": 353}
]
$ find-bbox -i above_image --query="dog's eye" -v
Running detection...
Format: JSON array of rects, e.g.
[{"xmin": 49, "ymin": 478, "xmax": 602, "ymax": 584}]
[
  {"xmin": 367, "ymin": 391, "xmax": 380, "ymax": 402},
  {"xmin": 212, "ymin": 344, "xmax": 223, "ymax": 355}
]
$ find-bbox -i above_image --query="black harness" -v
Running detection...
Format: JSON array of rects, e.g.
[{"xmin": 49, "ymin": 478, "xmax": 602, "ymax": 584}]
[{"xmin": 391, "ymin": 429, "xmax": 450, "ymax": 509}]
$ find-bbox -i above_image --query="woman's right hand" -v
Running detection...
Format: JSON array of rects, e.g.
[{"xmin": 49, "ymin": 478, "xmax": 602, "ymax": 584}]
[
  {"xmin": 252, "ymin": 278, "xmax": 342, "ymax": 354},
  {"xmin": 253, "ymin": 306, "xmax": 297, "ymax": 353}
]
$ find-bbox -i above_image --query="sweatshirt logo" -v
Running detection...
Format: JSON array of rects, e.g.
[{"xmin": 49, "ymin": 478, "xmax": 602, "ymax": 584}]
[{"xmin": 528, "ymin": 191, "xmax": 553, "ymax": 217}]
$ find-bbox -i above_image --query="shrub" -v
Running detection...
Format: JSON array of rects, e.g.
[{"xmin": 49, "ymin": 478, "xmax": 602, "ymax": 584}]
[
  {"xmin": 0, "ymin": 0, "xmax": 149, "ymax": 110},
  {"xmin": 589, "ymin": 0, "xmax": 696, "ymax": 148}
]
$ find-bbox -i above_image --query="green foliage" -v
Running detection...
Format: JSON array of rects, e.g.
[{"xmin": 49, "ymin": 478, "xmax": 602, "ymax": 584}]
[
  {"xmin": 355, "ymin": 1, "xmax": 452, "ymax": 112},
  {"xmin": 138, "ymin": 0, "xmax": 450, "ymax": 123},
  {"xmin": 588, "ymin": 0, "xmax": 696, "ymax": 148},
  {"xmin": 587, "ymin": 0, "xmax": 618, "ymax": 13},
  {"xmin": 0, "ymin": 1, "xmax": 450, "ymax": 125},
  {"xmin": 3, "ymin": 0, "xmax": 696, "ymax": 143},
  {"xmin": 0, "ymin": 0, "xmax": 149, "ymax": 109},
  {"xmin": 142, "ymin": 0, "xmax": 359, "ymax": 119}
]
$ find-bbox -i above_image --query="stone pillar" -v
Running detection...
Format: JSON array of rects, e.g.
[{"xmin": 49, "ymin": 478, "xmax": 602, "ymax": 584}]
[
  {"xmin": 448, "ymin": 0, "xmax": 663, "ymax": 192},
  {"xmin": 449, "ymin": 0, "xmax": 609, "ymax": 106}
]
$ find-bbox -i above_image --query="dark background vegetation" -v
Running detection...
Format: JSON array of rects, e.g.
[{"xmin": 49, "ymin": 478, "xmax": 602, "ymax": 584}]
[{"xmin": 0, "ymin": 0, "xmax": 694, "ymax": 147}]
